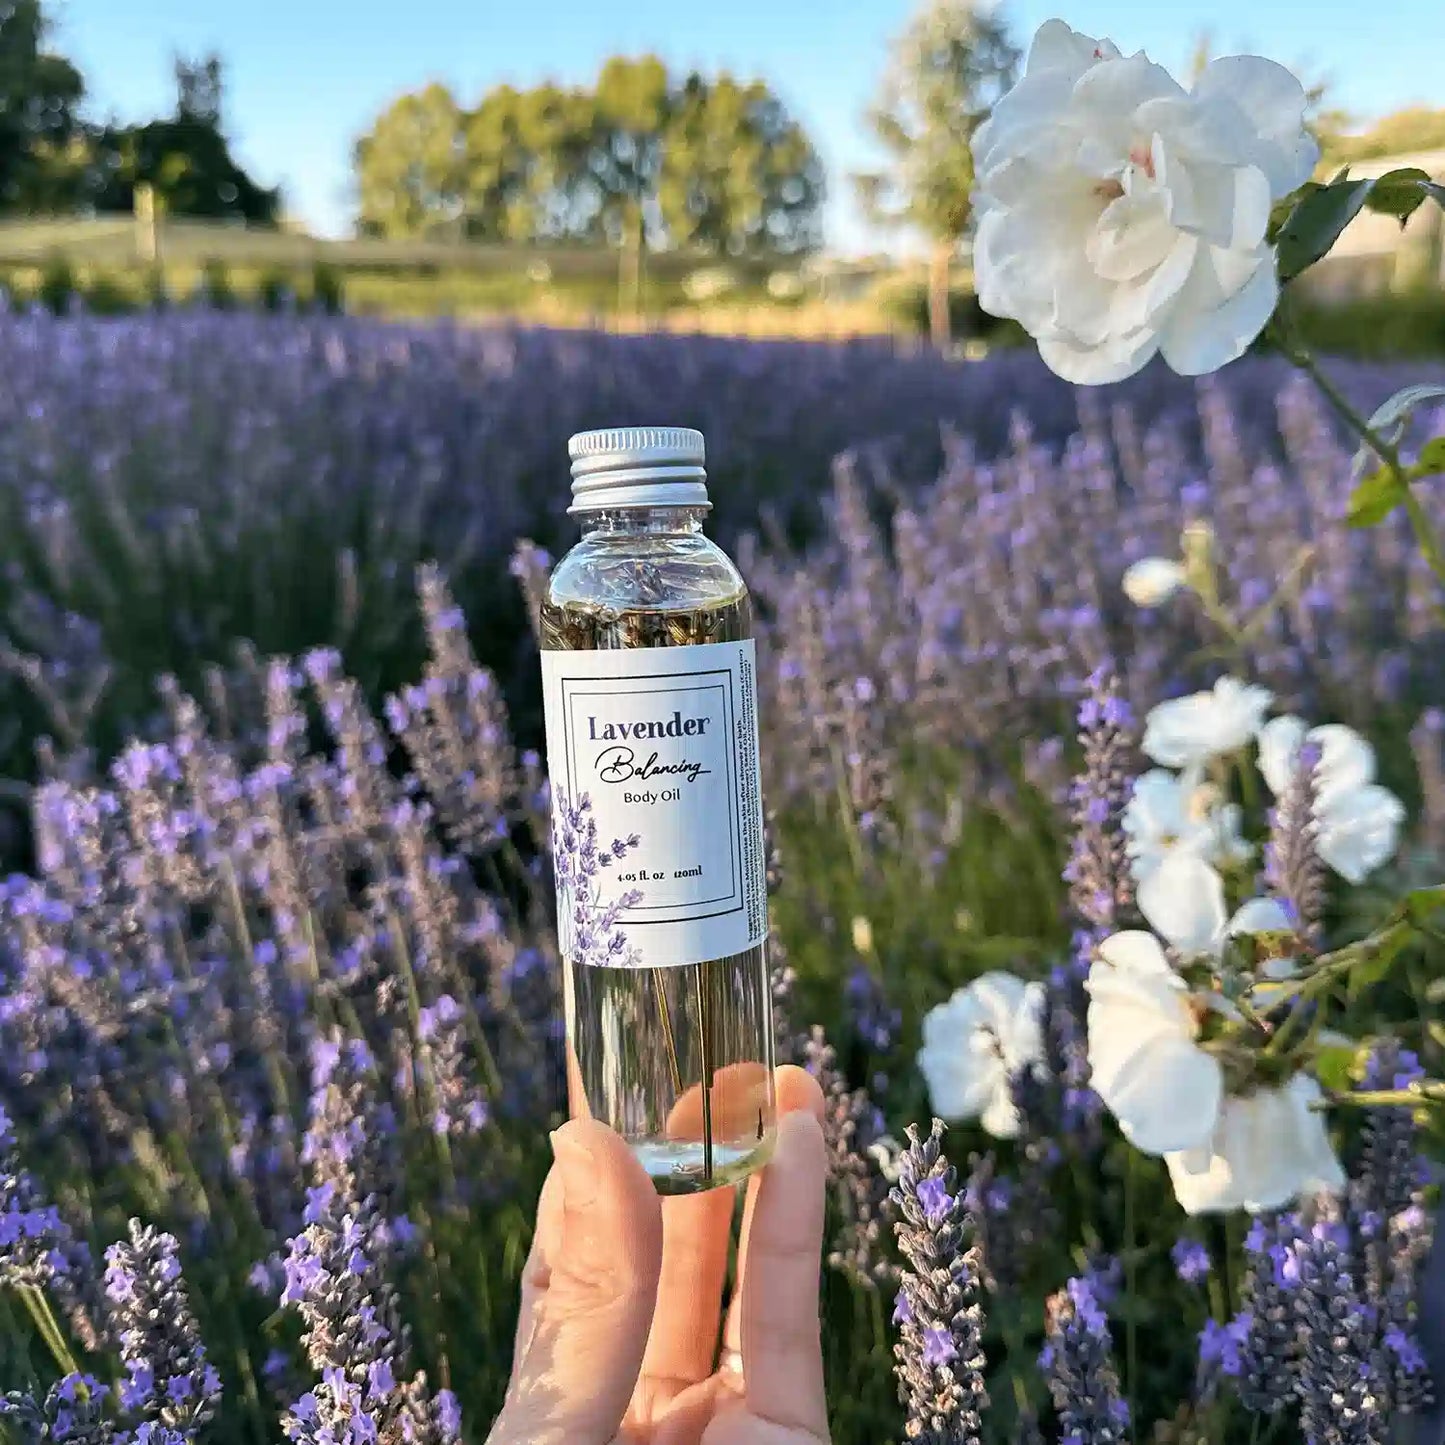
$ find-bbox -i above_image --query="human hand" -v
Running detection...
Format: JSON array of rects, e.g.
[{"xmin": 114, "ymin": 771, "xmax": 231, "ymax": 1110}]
[{"xmin": 487, "ymin": 1065, "xmax": 830, "ymax": 1445}]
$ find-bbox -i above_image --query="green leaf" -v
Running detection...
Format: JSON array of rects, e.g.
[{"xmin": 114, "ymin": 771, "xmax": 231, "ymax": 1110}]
[
  {"xmin": 1365, "ymin": 167, "xmax": 1433, "ymax": 226},
  {"xmin": 1415, "ymin": 437, "xmax": 1445, "ymax": 477},
  {"xmin": 1346, "ymin": 466, "xmax": 1408, "ymax": 527},
  {"xmin": 1267, "ymin": 183, "xmax": 1319, "ymax": 243},
  {"xmin": 1276, "ymin": 179, "xmax": 1375, "ymax": 282},
  {"xmin": 1348, "ymin": 926, "xmax": 1411, "ymax": 1000},
  {"xmin": 1313, "ymin": 1042, "xmax": 1360, "ymax": 1092},
  {"xmin": 1406, "ymin": 883, "xmax": 1445, "ymax": 923}
]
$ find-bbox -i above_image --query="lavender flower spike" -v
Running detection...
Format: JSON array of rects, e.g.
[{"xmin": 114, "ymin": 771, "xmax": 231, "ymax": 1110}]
[
  {"xmin": 1064, "ymin": 665, "xmax": 1135, "ymax": 935},
  {"xmin": 804, "ymin": 1027, "xmax": 894, "ymax": 1289},
  {"xmin": 1263, "ymin": 738, "xmax": 1326, "ymax": 948},
  {"xmin": 1236, "ymin": 1213, "xmax": 1299, "ymax": 1417},
  {"xmin": 0, "ymin": 1104, "xmax": 103, "ymax": 1351},
  {"xmin": 890, "ymin": 1120, "xmax": 987, "ymax": 1444},
  {"xmin": 103, "ymin": 1221, "xmax": 221, "ymax": 1437},
  {"xmin": 1290, "ymin": 1200, "xmax": 1389, "ymax": 1445},
  {"xmin": 1, "ymin": 1374, "xmax": 113, "ymax": 1445},
  {"xmin": 1039, "ymin": 1276, "xmax": 1130, "ymax": 1445}
]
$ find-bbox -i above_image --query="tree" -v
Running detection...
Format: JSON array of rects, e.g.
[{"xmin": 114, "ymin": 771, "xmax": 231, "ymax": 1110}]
[
  {"xmin": 175, "ymin": 54, "xmax": 224, "ymax": 129},
  {"xmin": 458, "ymin": 84, "xmax": 536, "ymax": 242},
  {"xmin": 351, "ymin": 60, "xmax": 824, "ymax": 305},
  {"xmin": 854, "ymin": 0, "xmax": 1020, "ymax": 348},
  {"xmin": 355, "ymin": 83, "xmax": 467, "ymax": 238},
  {"xmin": 660, "ymin": 73, "xmax": 824, "ymax": 257},
  {"xmin": 0, "ymin": 0, "xmax": 89, "ymax": 213},
  {"xmin": 459, "ymin": 81, "xmax": 597, "ymax": 243},
  {"xmin": 93, "ymin": 55, "xmax": 280, "ymax": 223},
  {"xmin": 588, "ymin": 55, "xmax": 671, "ymax": 309}
]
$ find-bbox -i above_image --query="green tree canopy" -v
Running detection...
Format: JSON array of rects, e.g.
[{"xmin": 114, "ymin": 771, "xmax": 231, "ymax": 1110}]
[
  {"xmin": 660, "ymin": 72, "xmax": 823, "ymax": 255},
  {"xmin": 93, "ymin": 55, "xmax": 281, "ymax": 224},
  {"xmin": 0, "ymin": 0, "xmax": 89, "ymax": 212},
  {"xmin": 854, "ymin": 0, "xmax": 1020, "ymax": 346},
  {"xmin": 352, "ymin": 58, "xmax": 824, "ymax": 265},
  {"xmin": 355, "ymin": 82, "xmax": 468, "ymax": 239}
]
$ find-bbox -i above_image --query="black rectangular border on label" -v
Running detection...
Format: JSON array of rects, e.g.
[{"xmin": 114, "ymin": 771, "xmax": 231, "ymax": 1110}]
[{"xmin": 557, "ymin": 662, "xmax": 745, "ymax": 926}]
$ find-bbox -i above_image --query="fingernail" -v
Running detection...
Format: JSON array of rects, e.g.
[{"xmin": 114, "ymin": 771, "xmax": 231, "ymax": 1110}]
[{"xmin": 551, "ymin": 1128, "xmax": 599, "ymax": 1210}]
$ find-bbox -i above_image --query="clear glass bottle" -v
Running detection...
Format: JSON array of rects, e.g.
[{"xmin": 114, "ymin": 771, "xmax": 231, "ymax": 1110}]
[{"xmin": 540, "ymin": 427, "xmax": 776, "ymax": 1194}]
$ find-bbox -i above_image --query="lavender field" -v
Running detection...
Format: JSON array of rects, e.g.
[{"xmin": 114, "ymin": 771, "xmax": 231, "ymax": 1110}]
[{"xmin": 1, "ymin": 311, "xmax": 1444, "ymax": 1444}]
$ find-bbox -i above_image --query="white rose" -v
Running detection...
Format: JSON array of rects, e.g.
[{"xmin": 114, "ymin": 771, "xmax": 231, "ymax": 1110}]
[
  {"xmin": 917, "ymin": 971, "xmax": 1045, "ymax": 1139},
  {"xmin": 972, "ymin": 19, "xmax": 1317, "ymax": 384},
  {"xmin": 1142, "ymin": 677, "xmax": 1273, "ymax": 769},
  {"xmin": 1085, "ymin": 930, "xmax": 1221, "ymax": 1155},
  {"xmin": 1123, "ymin": 767, "xmax": 1250, "ymax": 881},
  {"xmin": 1165, "ymin": 1074, "xmax": 1345, "ymax": 1214},
  {"xmin": 1122, "ymin": 558, "xmax": 1187, "ymax": 607},
  {"xmin": 1136, "ymin": 853, "xmax": 1299, "ymax": 966},
  {"xmin": 1258, "ymin": 716, "xmax": 1406, "ymax": 883}
]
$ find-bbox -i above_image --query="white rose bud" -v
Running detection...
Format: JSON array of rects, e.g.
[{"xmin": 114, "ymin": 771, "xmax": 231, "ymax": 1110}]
[{"xmin": 1123, "ymin": 558, "xmax": 1187, "ymax": 607}]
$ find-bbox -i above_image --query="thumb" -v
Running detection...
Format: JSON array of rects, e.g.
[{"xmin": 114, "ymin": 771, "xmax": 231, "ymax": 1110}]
[{"xmin": 490, "ymin": 1119, "xmax": 662, "ymax": 1445}]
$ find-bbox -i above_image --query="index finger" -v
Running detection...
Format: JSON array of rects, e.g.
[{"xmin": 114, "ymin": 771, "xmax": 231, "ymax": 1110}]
[
  {"xmin": 738, "ymin": 1107, "xmax": 830, "ymax": 1438},
  {"xmin": 723, "ymin": 1063, "xmax": 826, "ymax": 1357}
]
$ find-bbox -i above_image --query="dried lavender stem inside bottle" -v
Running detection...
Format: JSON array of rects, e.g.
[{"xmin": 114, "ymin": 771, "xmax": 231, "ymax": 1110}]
[{"xmin": 541, "ymin": 432, "xmax": 777, "ymax": 1195}]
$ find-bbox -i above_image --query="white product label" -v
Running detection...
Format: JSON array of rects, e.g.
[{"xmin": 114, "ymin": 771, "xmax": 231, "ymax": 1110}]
[{"xmin": 542, "ymin": 639, "xmax": 768, "ymax": 969}]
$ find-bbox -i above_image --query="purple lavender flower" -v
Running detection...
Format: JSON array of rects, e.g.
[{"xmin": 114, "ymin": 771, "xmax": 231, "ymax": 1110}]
[
  {"xmin": 1040, "ymin": 1276, "xmax": 1129, "ymax": 1445},
  {"xmin": 1171, "ymin": 1237, "xmax": 1212, "ymax": 1285},
  {"xmin": 1, "ymin": 1373, "xmax": 112, "ymax": 1445},
  {"xmin": 1237, "ymin": 1212, "xmax": 1300, "ymax": 1417},
  {"xmin": 803, "ymin": 1028, "xmax": 895, "ymax": 1289},
  {"xmin": 1289, "ymin": 1201, "xmax": 1389, "ymax": 1445},
  {"xmin": 1355, "ymin": 1042, "xmax": 1426, "ymax": 1222},
  {"xmin": 1376, "ymin": 1203, "xmax": 1435, "ymax": 1419},
  {"xmin": 0, "ymin": 1104, "xmax": 102, "ymax": 1349},
  {"xmin": 282, "ymin": 1034, "xmax": 460, "ymax": 1445},
  {"xmin": 890, "ymin": 1120, "xmax": 987, "ymax": 1445},
  {"xmin": 103, "ymin": 1222, "xmax": 219, "ymax": 1436},
  {"xmin": 844, "ymin": 961, "xmax": 901, "ymax": 1054},
  {"xmin": 1199, "ymin": 1314, "xmax": 1248, "ymax": 1377},
  {"xmin": 1263, "ymin": 738, "xmax": 1326, "ymax": 948},
  {"xmin": 384, "ymin": 564, "xmax": 524, "ymax": 856},
  {"xmin": 1064, "ymin": 666, "xmax": 1136, "ymax": 935}
]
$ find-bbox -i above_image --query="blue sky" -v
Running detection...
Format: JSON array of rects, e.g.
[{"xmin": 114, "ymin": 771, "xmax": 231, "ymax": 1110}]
[{"xmin": 53, "ymin": 0, "xmax": 1445, "ymax": 252}]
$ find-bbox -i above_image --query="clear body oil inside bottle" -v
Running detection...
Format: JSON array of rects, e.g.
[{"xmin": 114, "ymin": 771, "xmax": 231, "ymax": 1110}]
[{"xmin": 542, "ymin": 497, "xmax": 777, "ymax": 1194}]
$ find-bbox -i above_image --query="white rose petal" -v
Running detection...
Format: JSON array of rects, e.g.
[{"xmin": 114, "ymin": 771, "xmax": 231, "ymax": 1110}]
[
  {"xmin": 1025, "ymin": 18, "xmax": 1122, "ymax": 81},
  {"xmin": 917, "ymin": 972, "xmax": 1046, "ymax": 1139},
  {"xmin": 973, "ymin": 20, "xmax": 1314, "ymax": 384},
  {"xmin": 1086, "ymin": 931, "xmax": 1222, "ymax": 1155},
  {"xmin": 1137, "ymin": 853, "xmax": 1227, "ymax": 957},
  {"xmin": 1257, "ymin": 715, "xmax": 1309, "ymax": 797},
  {"xmin": 1165, "ymin": 1074, "xmax": 1345, "ymax": 1215},
  {"xmin": 1143, "ymin": 677, "xmax": 1273, "ymax": 768},
  {"xmin": 1317, "ymin": 784, "xmax": 1406, "ymax": 884},
  {"xmin": 1227, "ymin": 895, "xmax": 1299, "ymax": 981},
  {"xmin": 1191, "ymin": 56, "xmax": 1320, "ymax": 195},
  {"xmin": 1123, "ymin": 558, "xmax": 1187, "ymax": 607},
  {"xmin": 1123, "ymin": 768, "xmax": 1251, "ymax": 881},
  {"xmin": 1257, "ymin": 715, "xmax": 1406, "ymax": 882}
]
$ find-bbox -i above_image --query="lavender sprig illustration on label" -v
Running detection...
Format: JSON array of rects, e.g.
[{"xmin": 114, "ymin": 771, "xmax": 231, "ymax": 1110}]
[{"xmin": 551, "ymin": 790, "xmax": 645, "ymax": 969}]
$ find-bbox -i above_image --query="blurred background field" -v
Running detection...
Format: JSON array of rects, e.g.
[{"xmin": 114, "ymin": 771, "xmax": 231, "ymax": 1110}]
[{"xmin": 1, "ymin": 1, "xmax": 1445, "ymax": 1442}]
